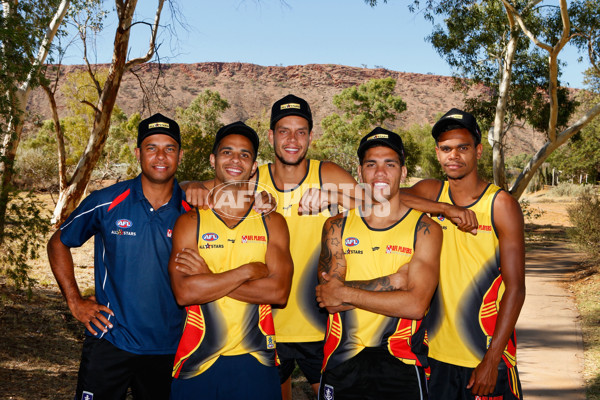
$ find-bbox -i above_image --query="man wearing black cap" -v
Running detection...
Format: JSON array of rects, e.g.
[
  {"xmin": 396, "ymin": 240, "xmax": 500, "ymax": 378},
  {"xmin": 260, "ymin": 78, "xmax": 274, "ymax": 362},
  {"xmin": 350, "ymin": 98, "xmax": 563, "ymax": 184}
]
[
  {"xmin": 315, "ymin": 127, "xmax": 442, "ymax": 399},
  {"xmin": 48, "ymin": 113, "xmax": 192, "ymax": 399},
  {"xmin": 402, "ymin": 108, "xmax": 525, "ymax": 400},
  {"xmin": 168, "ymin": 121, "xmax": 293, "ymax": 399},
  {"xmin": 181, "ymin": 96, "xmax": 480, "ymax": 399}
]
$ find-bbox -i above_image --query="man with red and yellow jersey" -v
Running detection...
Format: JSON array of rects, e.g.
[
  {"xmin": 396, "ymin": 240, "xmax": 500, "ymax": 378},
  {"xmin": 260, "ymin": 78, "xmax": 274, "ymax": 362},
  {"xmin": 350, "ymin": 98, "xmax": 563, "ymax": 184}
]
[
  {"xmin": 404, "ymin": 109, "xmax": 525, "ymax": 400},
  {"xmin": 316, "ymin": 128, "xmax": 442, "ymax": 400},
  {"xmin": 168, "ymin": 122, "xmax": 293, "ymax": 400}
]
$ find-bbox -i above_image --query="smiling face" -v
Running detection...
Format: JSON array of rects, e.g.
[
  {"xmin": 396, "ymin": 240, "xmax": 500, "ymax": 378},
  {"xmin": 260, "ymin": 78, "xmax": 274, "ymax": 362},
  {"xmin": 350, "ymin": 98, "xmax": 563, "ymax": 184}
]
[
  {"xmin": 357, "ymin": 145, "xmax": 407, "ymax": 203},
  {"xmin": 435, "ymin": 128, "xmax": 482, "ymax": 180},
  {"xmin": 268, "ymin": 115, "xmax": 312, "ymax": 166},
  {"xmin": 135, "ymin": 134, "xmax": 182, "ymax": 185},
  {"xmin": 210, "ymin": 134, "xmax": 258, "ymax": 184}
]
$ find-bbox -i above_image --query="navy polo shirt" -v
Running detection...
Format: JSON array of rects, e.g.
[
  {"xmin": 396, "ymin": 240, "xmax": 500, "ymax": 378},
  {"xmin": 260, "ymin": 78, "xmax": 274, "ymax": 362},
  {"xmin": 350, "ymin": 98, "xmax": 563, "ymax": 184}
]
[{"xmin": 60, "ymin": 175, "xmax": 191, "ymax": 355}]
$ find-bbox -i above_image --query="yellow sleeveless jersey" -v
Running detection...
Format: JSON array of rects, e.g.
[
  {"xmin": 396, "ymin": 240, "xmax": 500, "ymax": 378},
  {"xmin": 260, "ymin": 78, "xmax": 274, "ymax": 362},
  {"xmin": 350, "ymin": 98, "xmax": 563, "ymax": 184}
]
[
  {"xmin": 427, "ymin": 182, "xmax": 517, "ymax": 369},
  {"xmin": 257, "ymin": 160, "xmax": 331, "ymax": 343},
  {"xmin": 322, "ymin": 208, "xmax": 429, "ymax": 372},
  {"xmin": 173, "ymin": 208, "xmax": 277, "ymax": 379}
]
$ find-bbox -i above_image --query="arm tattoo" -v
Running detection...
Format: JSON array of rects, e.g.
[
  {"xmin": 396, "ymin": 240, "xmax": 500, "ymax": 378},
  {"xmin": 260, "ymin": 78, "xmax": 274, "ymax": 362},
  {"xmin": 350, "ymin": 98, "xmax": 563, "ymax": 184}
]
[
  {"xmin": 318, "ymin": 218, "xmax": 345, "ymax": 283},
  {"xmin": 416, "ymin": 220, "xmax": 431, "ymax": 235},
  {"xmin": 346, "ymin": 276, "xmax": 395, "ymax": 292}
]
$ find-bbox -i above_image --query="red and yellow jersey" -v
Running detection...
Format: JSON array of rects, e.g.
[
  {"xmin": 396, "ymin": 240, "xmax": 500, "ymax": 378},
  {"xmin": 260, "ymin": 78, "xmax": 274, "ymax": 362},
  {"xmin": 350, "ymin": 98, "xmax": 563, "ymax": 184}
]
[
  {"xmin": 257, "ymin": 160, "xmax": 332, "ymax": 343},
  {"xmin": 172, "ymin": 208, "xmax": 277, "ymax": 379},
  {"xmin": 427, "ymin": 181, "xmax": 517, "ymax": 369},
  {"xmin": 322, "ymin": 208, "xmax": 429, "ymax": 372}
]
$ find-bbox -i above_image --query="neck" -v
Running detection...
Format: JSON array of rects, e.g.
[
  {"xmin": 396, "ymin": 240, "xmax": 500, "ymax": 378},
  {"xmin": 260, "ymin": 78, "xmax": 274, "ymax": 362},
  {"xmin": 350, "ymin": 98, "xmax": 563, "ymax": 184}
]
[
  {"xmin": 447, "ymin": 172, "xmax": 487, "ymax": 206},
  {"xmin": 140, "ymin": 175, "xmax": 174, "ymax": 210},
  {"xmin": 271, "ymin": 157, "xmax": 309, "ymax": 188},
  {"xmin": 210, "ymin": 180, "xmax": 254, "ymax": 224},
  {"xmin": 361, "ymin": 192, "xmax": 407, "ymax": 229}
]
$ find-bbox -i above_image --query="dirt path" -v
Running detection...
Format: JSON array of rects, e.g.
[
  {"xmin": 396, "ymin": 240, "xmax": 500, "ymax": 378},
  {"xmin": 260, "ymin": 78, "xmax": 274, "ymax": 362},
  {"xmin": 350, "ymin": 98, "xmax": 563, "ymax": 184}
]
[{"xmin": 517, "ymin": 241, "xmax": 586, "ymax": 399}]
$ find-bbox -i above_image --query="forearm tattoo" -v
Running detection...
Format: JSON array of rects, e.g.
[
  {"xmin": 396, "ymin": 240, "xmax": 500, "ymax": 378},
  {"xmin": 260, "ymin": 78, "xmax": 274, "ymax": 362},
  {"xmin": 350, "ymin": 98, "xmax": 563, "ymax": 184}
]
[{"xmin": 346, "ymin": 276, "xmax": 395, "ymax": 292}]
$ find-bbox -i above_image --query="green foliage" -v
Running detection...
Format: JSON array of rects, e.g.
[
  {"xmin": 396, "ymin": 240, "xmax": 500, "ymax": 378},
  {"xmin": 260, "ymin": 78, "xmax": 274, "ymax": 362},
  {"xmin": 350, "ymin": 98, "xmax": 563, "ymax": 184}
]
[
  {"xmin": 176, "ymin": 90, "xmax": 230, "ymax": 182},
  {"xmin": 246, "ymin": 109, "xmax": 274, "ymax": 165},
  {"xmin": 547, "ymin": 79, "xmax": 600, "ymax": 184},
  {"xmin": 16, "ymin": 107, "xmax": 138, "ymax": 188},
  {"xmin": 568, "ymin": 191, "xmax": 600, "ymax": 262},
  {"xmin": 0, "ymin": 189, "xmax": 50, "ymax": 295},
  {"xmin": 518, "ymin": 198, "xmax": 545, "ymax": 223},
  {"xmin": 399, "ymin": 124, "xmax": 439, "ymax": 179},
  {"xmin": 413, "ymin": 0, "xmax": 578, "ymax": 135},
  {"xmin": 312, "ymin": 78, "xmax": 407, "ymax": 174}
]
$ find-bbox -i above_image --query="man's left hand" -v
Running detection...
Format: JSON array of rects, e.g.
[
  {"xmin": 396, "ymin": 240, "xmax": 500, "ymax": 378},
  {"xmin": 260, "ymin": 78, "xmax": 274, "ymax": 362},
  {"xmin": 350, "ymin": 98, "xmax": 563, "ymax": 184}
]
[
  {"xmin": 175, "ymin": 248, "xmax": 209, "ymax": 275},
  {"xmin": 466, "ymin": 356, "xmax": 499, "ymax": 396}
]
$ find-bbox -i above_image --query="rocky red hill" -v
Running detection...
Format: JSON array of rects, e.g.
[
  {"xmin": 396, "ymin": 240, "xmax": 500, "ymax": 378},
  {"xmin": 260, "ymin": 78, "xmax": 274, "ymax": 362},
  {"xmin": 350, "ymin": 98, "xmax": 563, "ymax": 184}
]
[{"xmin": 25, "ymin": 62, "xmax": 546, "ymax": 155}]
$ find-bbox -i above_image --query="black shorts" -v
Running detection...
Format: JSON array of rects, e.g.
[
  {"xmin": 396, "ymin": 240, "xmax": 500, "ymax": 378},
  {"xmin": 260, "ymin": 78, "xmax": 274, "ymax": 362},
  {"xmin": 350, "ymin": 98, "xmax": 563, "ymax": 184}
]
[
  {"xmin": 75, "ymin": 336, "xmax": 174, "ymax": 400},
  {"xmin": 319, "ymin": 347, "xmax": 428, "ymax": 400},
  {"xmin": 427, "ymin": 358, "xmax": 523, "ymax": 400},
  {"xmin": 277, "ymin": 341, "xmax": 324, "ymax": 384}
]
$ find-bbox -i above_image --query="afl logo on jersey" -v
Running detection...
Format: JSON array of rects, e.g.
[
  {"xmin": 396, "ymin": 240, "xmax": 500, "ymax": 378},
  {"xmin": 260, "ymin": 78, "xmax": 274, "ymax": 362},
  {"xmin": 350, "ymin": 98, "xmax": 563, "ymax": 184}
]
[
  {"xmin": 345, "ymin": 237, "xmax": 359, "ymax": 247},
  {"xmin": 115, "ymin": 219, "xmax": 133, "ymax": 229},
  {"xmin": 202, "ymin": 232, "xmax": 219, "ymax": 242}
]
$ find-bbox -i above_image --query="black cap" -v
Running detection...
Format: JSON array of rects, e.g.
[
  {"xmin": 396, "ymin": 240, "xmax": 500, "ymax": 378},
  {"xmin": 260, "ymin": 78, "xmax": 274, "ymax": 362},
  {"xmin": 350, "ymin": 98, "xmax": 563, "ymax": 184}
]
[
  {"xmin": 270, "ymin": 94, "xmax": 313, "ymax": 131},
  {"xmin": 357, "ymin": 127, "xmax": 405, "ymax": 164},
  {"xmin": 137, "ymin": 113, "xmax": 181, "ymax": 148},
  {"xmin": 431, "ymin": 108, "xmax": 481, "ymax": 142},
  {"xmin": 212, "ymin": 121, "xmax": 259, "ymax": 159}
]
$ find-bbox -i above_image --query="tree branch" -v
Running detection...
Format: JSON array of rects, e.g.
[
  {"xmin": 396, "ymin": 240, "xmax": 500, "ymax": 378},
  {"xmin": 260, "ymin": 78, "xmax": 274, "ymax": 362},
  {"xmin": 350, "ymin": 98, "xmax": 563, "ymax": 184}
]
[{"xmin": 125, "ymin": 0, "xmax": 165, "ymax": 70}]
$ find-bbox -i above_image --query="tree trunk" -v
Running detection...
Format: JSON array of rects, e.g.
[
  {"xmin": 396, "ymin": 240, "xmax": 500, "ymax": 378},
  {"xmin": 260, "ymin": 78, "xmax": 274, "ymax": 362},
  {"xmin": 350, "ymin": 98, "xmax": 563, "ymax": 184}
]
[
  {"xmin": 510, "ymin": 102, "xmax": 600, "ymax": 198},
  {"xmin": 51, "ymin": 0, "xmax": 164, "ymax": 226}
]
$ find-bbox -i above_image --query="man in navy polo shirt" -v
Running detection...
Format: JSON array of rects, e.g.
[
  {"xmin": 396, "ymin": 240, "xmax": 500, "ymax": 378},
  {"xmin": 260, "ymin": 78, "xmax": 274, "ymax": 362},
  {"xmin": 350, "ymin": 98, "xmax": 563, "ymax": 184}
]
[{"xmin": 47, "ymin": 113, "xmax": 191, "ymax": 400}]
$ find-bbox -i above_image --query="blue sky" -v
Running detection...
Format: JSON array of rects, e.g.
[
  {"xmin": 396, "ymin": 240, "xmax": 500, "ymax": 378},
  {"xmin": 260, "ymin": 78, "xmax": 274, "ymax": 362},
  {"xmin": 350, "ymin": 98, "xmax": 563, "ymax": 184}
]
[{"xmin": 61, "ymin": 0, "xmax": 589, "ymax": 88}]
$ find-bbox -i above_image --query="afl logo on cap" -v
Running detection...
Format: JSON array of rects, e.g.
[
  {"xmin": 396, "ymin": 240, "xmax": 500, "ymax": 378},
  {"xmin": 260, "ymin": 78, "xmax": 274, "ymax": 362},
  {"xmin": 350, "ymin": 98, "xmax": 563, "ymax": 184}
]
[
  {"xmin": 345, "ymin": 237, "xmax": 359, "ymax": 247},
  {"xmin": 115, "ymin": 219, "xmax": 133, "ymax": 229},
  {"xmin": 202, "ymin": 233, "xmax": 219, "ymax": 242}
]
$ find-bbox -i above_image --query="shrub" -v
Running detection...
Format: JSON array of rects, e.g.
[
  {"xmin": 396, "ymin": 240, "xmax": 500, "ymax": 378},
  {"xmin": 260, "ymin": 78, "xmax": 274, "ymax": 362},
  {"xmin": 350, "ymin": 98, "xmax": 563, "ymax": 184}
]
[
  {"xmin": 567, "ymin": 191, "xmax": 600, "ymax": 262},
  {"xmin": 548, "ymin": 182, "xmax": 595, "ymax": 197}
]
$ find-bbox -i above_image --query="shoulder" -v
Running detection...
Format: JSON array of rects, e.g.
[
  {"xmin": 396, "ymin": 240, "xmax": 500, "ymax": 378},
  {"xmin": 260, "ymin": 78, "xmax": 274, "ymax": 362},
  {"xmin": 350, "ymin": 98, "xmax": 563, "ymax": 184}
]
[
  {"xmin": 319, "ymin": 161, "xmax": 357, "ymax": 185},
  {"xmin": 492, "ymin": 190, "xmax": 524, "ymax": 233},
  {"xmin": 323, "ymin": 212, "xmax": 346, "ymax": 233},
  {"xmin": 175, "ymin": 209, "xmax": 198, "ymax": 230},
  {"xmin": 493, "ymin": 190, "xmax": 522, "ymax": 219},
  {"xmin": 263, "ymin": 211, "xmax": 289, "ymax": 238},
  {"xmin": 405, "ymin": 179, "xmax": 443, "ymax": 200},
  {"xmin": 416, "ymin": 213, "xmax": 442, "ymax": 238}
]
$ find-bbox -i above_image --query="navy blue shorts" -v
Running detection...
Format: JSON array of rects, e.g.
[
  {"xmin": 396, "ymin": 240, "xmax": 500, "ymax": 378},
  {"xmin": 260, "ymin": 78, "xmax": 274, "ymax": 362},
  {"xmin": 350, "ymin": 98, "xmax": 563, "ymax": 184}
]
[
  {"xmin": 428, "ymin": 358, "xmax": 523, "ymax": 400},
  {"xmin": 75, "ymin": 336, "xmax": 174, "ymax": 400},
  {"xmin": 170, "ymin": 354, "xmax": 281, "ymax": 400},
  {"xmin": 277, "ymin": 341, "xmax": 324, "ymax": 384}
]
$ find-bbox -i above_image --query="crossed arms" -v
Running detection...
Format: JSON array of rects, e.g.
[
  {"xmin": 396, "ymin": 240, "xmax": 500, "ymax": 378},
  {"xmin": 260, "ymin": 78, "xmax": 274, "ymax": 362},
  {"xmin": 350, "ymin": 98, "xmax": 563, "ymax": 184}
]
[
  {"xmin": 315, "ymin": 213, "xmax": 442, "ymax": 320},
  {"xmin": 168, "ymin": 210, "xmax": 293, "ymax": 307}
]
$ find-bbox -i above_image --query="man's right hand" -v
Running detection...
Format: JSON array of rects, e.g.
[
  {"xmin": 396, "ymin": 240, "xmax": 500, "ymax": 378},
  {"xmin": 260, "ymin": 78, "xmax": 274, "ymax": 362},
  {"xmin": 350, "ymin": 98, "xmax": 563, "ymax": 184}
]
[
  {"xmin": 183, "ymin": 181, "xmax": 211, "ymax": 209},
  {"xmin": 69, "ymin": 295, "xmax": 114, "ymax": 336},
  {"xmin": 443, "ymin": 204, "xmax": 478, "ymax": 234}
]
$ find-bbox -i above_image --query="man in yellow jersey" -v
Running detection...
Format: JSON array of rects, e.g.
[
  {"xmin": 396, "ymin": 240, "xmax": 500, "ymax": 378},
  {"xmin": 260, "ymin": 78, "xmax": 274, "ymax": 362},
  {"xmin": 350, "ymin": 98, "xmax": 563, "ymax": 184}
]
[
  {"xmin": 315, "ymin": 128, "xmax": 442, "ymax": 400},
  {"xmin": 404, "ymin": 109, "xmax": 525, "ymax": 400},
  {"xmin": 168, "ymin": 121, "xmax": 293, "ymax": 400},
  {"xmin": 181, "ymin": 96, "xmax": 480, "ymax": 399}
]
